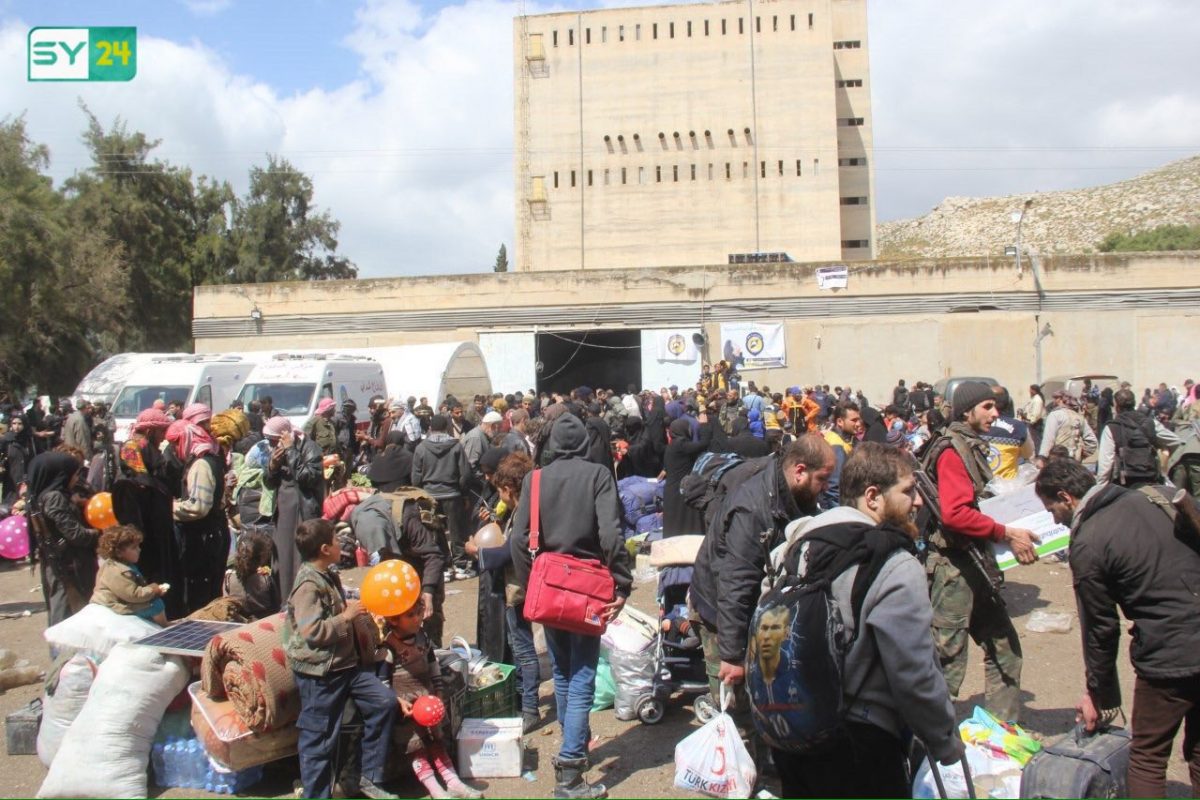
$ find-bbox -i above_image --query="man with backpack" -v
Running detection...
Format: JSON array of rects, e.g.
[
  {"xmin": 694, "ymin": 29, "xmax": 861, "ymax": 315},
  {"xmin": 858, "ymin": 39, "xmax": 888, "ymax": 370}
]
[
  {"xmin": 689, "ymin": 434, "xmax": 835, "ymax": 769},
  {"xmin": 755, "ymin": 443, "xmax": 962, "ymax": 797},
  {"xmin": 1035, "ymin": 459, "xmax": 1200, "ymax": 799},
  {"xmin": 1038, "ymin": 390, "xmax": 1098, "ymax": 464},
  {"xmin": 1095, "ymin": 388, "xmax": 1180, "ymax": 489},
  {"xmin": 923, "ymin": 381, "xmax": 1039, "ymax": 724}
]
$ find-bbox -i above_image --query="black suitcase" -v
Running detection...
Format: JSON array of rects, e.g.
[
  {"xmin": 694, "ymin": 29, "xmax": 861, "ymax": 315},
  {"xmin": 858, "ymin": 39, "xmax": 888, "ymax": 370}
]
[{"xmin": 1020, "ymin": 725, "xmax": 1131, "ymax": 798}]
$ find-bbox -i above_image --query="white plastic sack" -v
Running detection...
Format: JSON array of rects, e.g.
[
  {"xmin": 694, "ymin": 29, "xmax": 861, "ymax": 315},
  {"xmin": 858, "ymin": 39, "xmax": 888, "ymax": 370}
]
[
  {"xmin": 601, "ymin": 605, "xmax": 659, "ymax": 654},
  {"xmin": 38, "ymin": 643, "xmax": 189, "ymax": 799},
  {"xmin": 912, "ymin": 743, "xmax": 1023, "ymax": 799},
  {"xmin": 37, "ymin": 654, "xmax": 98, "ymax": 767},
  {"xmin": 43, "ymin": 603, "xmax": 160, "ymax": 660},
  {"xmin": 674, "ymin": 687, "xmax": 756, "ymax": 799},
  {"xmin": 610, "ymin": 645, "xmax": 655, "ymax": 721}
]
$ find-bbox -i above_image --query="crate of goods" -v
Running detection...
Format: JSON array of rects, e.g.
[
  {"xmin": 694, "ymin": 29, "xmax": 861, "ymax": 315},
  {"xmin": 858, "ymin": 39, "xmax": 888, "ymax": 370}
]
[
  {"xmin": 459, "ymin": 663, "xmax": 518, "ymax": 721},
  {"xmin": 456, "ymin": 717, "xmax": 523, "ymax": 779}
]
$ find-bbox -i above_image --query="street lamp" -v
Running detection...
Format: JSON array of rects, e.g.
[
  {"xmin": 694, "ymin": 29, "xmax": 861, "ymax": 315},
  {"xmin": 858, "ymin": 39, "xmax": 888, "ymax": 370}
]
[{"xmin": 1010, "ymin": 199, "xmax": 1033, "ymax": 277}]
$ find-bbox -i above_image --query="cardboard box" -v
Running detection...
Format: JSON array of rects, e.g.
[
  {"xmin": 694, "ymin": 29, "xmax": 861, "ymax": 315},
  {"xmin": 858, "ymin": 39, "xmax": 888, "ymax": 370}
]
[{"xmin": 456, "ymin": 717, "xmax": 523, "ymax": 778}]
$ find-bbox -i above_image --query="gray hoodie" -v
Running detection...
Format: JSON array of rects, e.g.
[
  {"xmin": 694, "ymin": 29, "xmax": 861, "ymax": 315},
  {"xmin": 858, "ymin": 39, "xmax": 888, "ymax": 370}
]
[
  {"xmin": 785, "ymin": 506, "xmax": 960, "ymax": 760},
  {"xmin": 411, "ymin": 432, "xmax": 470, "ymax": 499}
]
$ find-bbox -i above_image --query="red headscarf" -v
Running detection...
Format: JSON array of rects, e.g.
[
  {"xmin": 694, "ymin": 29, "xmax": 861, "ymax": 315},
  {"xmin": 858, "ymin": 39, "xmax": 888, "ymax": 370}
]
[{"xmin": 165, "ymin": 419, "xmax": 217, "ymax": 461}]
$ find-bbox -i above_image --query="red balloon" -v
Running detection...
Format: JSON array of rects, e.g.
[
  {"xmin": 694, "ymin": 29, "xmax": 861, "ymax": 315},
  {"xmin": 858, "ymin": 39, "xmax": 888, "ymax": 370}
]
[{"xmin": 412, "ymin": 694, "xmax": 445, "ymax": 728}]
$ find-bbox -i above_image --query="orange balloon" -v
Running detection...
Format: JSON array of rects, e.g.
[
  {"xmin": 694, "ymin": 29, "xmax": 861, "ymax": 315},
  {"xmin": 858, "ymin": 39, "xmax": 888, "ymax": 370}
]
[
  {"xmin": 361, "ymin": 559, "xmax": 421, "ymax": 617},
  {"xmin": 85, "ymin": 492, "xmax": 118, "ymax": 530}
]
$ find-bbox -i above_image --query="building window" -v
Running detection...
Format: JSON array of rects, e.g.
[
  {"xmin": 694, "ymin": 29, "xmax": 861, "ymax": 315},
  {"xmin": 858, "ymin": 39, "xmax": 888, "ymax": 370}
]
[
  {"xmin": 687, "ymin": 20, "xmax": 692, "ymax": 37},
  {"xmin": 814, "ymin": 158, "xmax": 820, "ymax": 175},
  {"xmin": 842, "ymin": 239, "xmax": 870, "ymax": 248},
  {"xmin": 760, "ymin": 161, "xmax": 766, "ymax": 178},
  {"xmin": 838, "ymin": 157, "xmax": 867, "ymax": 166},
  {"xmin": 839, "ymin": 117, "xmax": 865, "ymax": 126},
  {"xmin": 653, "ymin": 22, "xmax": 658, "ymax": 39},
  {"xmin": 639, "ymin": 167, "xmax": 645, "ymax": 184},
  {"xmin": 621, "ymin": 167, "xmax": 627, "ymax": 185},
  {"xmin": 708, "ymin": 163, "xmax": 714, "ymax": 180},
  {"xmin": 777, "ymin": 160, "xmax": 783, "ymax": 176},
  {"xmin": 704, "ymin": 19, "xmax": 709, "ymax": 35},
  {"xmin": 833, "ymin": 40, "xmax": 861, "ymax": 49},
  {"xmin": 601, "ymin": 26, "xmax": 606, "ymax": 43},
  {"xmin": 669, "ymin": 22, "xmax": 674, "ymax": 38},
  {"xmin": 585, "ymin": 28, "xmax": 590, "ymax": 44},
  {"xmin": 691, "ymin": 164, "xmax": 697, "ymax": 180},
  {"xmin": 840, "ymin": 196, "xmax": 868, "ymax": 205},
  {"xmin": 755, "ymin": 16, "xmax": 761, "ymax": 33},
  {"xmin": 636, "ymin": 24, "xmax": 641, "ymax": 40},
  {"xmin": 553, "ymin": 30, "xmax": 558, "ymax": 47},
  {"xmin": 772, "ymin": 15, "xmax": 777, "ymax": 32},
  {"xmin": 656, "ymin": 166, "xmax": 662, "ymax": 183},
  {"xmin": 808, "ymin": 13, "xmax": 814, "ymax": 28},
  {"xmin": 790, "ymin": 14, "xmax": 795, "ymax": 31},
  {"xmin": 796, "ymin": 159, "xmax": 802, "ymax": 176},
  {"xmin": 673, "ymin": 165, "xmax": 679, "ymax": 182},
  {"xmin": 568, "ymin": 28, "xmax": 574, "ymax": 46},
  {"xmin": 588, "ymin": 170, "xmax": 593, "ymax": 186},
  {"xmin": 738, "ymin": 17, "xmax": 744, "ymax": 34},
  {"xmin": 570, "ymin": 170, "xmax": 576, "ymax": 187},
  {"xmin": 721, "ymin": 18, "xmax": 727, "ymax": 34},
  {"xmin": 742, "ymin": 161, "xmax": 749, "ymax": 178},
  {"xmin": 725, "ymin": 162, "xmax": 731, "ymax": 180},
  {"xmin": 836, "ymin": 79, "xmax": 863, "ymax": 88},
  {"xmin": 604, "ymin": 169, "xmax": 610, "ymax": 185},
  {"xmin": 553, "ymin": 171, "xmax": 559, "ymax": 189}
]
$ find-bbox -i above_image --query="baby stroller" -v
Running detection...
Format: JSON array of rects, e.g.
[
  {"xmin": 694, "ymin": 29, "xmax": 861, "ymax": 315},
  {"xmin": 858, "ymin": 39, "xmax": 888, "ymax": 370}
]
[{"xmin": 633, "ymin": 535, "xmax": 715, "ymax": 725}]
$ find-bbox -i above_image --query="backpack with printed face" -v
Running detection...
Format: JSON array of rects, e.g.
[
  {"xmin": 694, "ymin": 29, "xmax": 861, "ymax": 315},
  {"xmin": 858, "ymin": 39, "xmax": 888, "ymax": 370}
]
[
  {"xmin": 1054, "ymin": 410, "xmax": 1087, "ymax": 459},
  {"xmin": 1109, "ymin": 412, "xmax": 1160, "ymax": 486}
]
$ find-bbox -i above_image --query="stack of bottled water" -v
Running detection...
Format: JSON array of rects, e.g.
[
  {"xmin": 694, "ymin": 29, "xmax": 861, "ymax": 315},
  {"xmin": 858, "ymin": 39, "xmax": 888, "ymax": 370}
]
[{"xmin": 150, "ymin": 736, "xmax": 263, "ymax": 794}]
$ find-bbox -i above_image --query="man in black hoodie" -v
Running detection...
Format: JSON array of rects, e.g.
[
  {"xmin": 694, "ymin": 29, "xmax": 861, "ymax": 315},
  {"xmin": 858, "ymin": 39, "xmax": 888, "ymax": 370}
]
[
  {"xmin": 1037, "ymin": 459, "xmax": 1200, "ymax": 798},
  {"xmin": 412, "ymin": 415, "xmax": 473, "ymax": 579},
  {"xmin": 509, "ymin": 414, "xmax": 631, "ymax": 799}
]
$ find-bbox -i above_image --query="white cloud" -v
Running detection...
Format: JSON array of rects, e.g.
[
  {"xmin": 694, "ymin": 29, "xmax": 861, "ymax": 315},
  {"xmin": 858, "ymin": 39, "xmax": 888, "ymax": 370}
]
[{"xmin": 2, "ymin": 0, "xmax": 1198, "ymax": 278}]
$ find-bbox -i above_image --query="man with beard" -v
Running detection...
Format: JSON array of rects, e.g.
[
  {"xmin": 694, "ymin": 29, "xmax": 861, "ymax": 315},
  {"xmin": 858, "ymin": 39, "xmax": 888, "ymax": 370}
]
[
  {"xmin": 766, "ymin": 443, "xmax": 960, "ymax": 797},
  {"xmin": 1036, "ymin": 459, "xmax": 1200, "ymax": 798},
  {"xmin": 690, "ymin": 434, "xmax": 835, "ymax": 778},
  {"xmin": 820, "ymin": 400, "xmax": 863, "ymax": 509},
  {"xmin": 923, "ymin": 381, "xmax": 1039, "ymax": 723}
]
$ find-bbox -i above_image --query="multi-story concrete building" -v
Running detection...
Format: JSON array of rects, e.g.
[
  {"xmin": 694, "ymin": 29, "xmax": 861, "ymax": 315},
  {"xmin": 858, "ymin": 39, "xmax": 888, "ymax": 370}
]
[{"xmin": 513, "ymin": 0, "xmax": 875, "ymax": 272}]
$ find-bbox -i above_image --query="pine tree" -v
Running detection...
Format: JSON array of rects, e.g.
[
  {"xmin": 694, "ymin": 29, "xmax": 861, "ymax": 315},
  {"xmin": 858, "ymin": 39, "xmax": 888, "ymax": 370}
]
[{"xmin": 494, "ymin": 243, "xmax": 509, "ymax": 273}]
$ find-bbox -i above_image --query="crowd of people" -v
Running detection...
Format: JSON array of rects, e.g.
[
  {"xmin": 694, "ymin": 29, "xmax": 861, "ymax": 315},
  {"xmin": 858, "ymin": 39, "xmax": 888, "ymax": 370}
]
[{"xmin": 0, "ymin": 366, "xmax": 1198, "ymax": 799}]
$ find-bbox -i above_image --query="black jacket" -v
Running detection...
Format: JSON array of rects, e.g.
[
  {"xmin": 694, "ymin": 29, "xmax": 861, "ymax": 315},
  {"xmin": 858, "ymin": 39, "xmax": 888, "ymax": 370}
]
[
  {"xmin": 691, "ymin": 456, "xmax": 808, "ymax": 662},
  {"xmin": 584, "ymin": 416, "xmax": 613, "ymax": 470},
  {"xmin": 264, "ymin": 436, "xmax": 325, "ymax": 520},
  {"xmin": 411, "ymin": 433, "xmax": 471, "ymax": 499},
  {"xmin": 509, "ymin": 415, "xmax": 632, "ymax": 601},
  {"xmin": 726, "ymin": 432, "xmax": 770, "ymax": 459},
  {"xmin": 1071, "ymin": 484, "xmax": 1200, "ymax": 708}
]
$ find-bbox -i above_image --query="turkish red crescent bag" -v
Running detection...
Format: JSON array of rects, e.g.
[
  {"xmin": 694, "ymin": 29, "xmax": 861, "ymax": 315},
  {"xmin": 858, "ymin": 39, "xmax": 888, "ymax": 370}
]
[{"xmin": 523, "ymin": 469, "xmax": 616, "ymax": 636}]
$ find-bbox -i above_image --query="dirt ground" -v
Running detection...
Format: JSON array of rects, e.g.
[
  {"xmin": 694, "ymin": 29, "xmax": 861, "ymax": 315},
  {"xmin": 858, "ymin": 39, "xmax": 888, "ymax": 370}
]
[{"xmin": 0, "ymin": 557, "xmax": 1191, "ymax": 799}]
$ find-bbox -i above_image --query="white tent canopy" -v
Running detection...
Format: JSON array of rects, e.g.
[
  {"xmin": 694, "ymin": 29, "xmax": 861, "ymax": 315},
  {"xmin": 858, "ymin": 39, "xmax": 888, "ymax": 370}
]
[{"xmin": 339, "ymin": 343, "xmax": 492, "ymax": 406}]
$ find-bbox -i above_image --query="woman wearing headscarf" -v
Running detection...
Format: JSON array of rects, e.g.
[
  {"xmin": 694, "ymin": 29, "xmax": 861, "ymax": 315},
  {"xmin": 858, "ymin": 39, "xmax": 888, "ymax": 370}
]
[
  {"xmin": 1, "ymin": 414, "xmax": 33, "ymax": 504},
  {"xmin": 642, "ymin": 393, "xmax": 668, "ymax": 462},
  {"xmin": 263, "ymin": 416, "xmax": 325, "ymax": 600},
  {"xmin": 661, "ymin": 414, "xmax": 714, "ymax": 538},
  {"xmin": 616, "ymin": 415, "xmax": 662, "ymax": 479},
  {"xmin": 111, "ymin": 408, "xmax": 183, "ymax": 617},
  {"xmin": 26, "ymin": 451, "xmax": 98, "ymax": 626},
  {"xmin": 167, "ymin": 417, "xmax": 228, "ymax": 613}
]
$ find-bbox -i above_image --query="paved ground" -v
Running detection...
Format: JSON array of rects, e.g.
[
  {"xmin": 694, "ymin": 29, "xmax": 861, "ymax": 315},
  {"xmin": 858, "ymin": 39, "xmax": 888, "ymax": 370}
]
[{"xmin": 0, "ymin": 557, "xmax": 1191, "ymax": 798}]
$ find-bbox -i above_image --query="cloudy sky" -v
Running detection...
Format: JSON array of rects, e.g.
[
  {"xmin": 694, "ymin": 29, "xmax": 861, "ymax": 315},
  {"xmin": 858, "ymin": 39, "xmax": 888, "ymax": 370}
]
[{"xmin": 3, "ymin": 0, "xmax": 1197, "ymax": 278}]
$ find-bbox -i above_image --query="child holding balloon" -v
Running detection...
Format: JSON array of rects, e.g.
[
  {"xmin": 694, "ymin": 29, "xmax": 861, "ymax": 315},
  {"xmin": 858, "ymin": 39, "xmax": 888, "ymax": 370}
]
[
  {"xmin": 372, "ymin": 562, "xmax": 483, "ymax": 800},
  {"xmin": 90, "ymin": 524, "xmax": 169, "ymax": 625}
]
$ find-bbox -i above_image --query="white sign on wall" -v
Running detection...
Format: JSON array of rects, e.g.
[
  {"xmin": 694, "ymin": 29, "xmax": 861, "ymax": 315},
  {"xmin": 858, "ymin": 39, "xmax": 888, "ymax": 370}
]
[
  {"xmin": 654, "ymin": 329, "xmax": 700, "ymax": 363},
  {"xmin": 719, "ymin": 321, "xmax": 786, "ymax": 369}
]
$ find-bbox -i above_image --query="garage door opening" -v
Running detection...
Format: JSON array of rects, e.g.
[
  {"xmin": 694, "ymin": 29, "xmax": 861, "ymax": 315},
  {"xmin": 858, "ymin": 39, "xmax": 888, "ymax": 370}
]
[{"xmin": 536, "ymin": 329, "xmax": 641, "ymax": 395}]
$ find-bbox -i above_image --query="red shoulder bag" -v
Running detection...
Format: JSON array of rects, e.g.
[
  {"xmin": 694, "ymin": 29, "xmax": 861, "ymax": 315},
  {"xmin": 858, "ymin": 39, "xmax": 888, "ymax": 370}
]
[{"xmin": 522, "ymin": 469, "xmax": 616, "ymax": 636}]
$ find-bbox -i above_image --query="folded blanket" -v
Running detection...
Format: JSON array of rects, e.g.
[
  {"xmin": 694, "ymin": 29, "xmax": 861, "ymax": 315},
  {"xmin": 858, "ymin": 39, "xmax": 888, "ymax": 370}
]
[{"xmin": 200, "ymin": 614, "xmax": 298, "ymax": 734}]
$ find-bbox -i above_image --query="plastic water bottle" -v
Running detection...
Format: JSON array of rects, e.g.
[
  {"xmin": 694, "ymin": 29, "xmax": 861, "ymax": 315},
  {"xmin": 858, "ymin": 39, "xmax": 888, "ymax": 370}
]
[
  {"xmin": 160, "ymin": 739, "xmax": 176, "ymax": 787},
  {"xmin": 189, "ymin": 740, "xmax": 204, "ymax": 789},
  {"xmin": 150, "ymin": 742, "xmax": 166, "ymax": 786}
]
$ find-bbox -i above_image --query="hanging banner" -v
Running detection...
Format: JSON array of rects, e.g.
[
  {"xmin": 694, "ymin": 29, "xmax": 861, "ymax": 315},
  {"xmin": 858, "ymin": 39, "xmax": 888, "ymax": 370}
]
[
  {"xmin": 654, "ymin": 329, "xmax": 700, "ymax": 363},
  {"xmin": 719, "ymin": 321, "xmax": 786, "ymax": 369}
]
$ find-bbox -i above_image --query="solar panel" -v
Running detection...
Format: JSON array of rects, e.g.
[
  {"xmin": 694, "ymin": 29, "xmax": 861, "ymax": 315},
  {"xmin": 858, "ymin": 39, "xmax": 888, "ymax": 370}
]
[{"xmin": 132, "ymin": 620, "xmax": 245, "ymax": 657}]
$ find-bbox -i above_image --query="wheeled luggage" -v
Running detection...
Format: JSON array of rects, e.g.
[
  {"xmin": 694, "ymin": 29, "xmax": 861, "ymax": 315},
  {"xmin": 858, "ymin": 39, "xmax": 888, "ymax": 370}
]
[{"xmin": 1019, "ymin": 724, "xmax": 1131, "ymax": 798}]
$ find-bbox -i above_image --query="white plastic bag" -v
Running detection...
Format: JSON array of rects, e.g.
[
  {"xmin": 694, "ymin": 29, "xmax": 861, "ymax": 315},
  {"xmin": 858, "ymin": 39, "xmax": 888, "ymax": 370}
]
[
  {"xmin": 912, "ymin": 743, "xmax": 1023, "ymax": 799},
  {"xmin": 38, "ymin": 643, "xmax": 190, "ymax": 798},
  {"xmin": 674, "ymin": 686, "xmax": 756, "ymax": 799},
  {"xmin": 37, "ymin": 654, "xmax": 98, "ymax": 767}
]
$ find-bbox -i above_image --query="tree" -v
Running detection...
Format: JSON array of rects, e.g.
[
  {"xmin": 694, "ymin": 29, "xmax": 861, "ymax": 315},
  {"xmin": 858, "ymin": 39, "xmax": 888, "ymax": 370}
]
[
  {"xmin": 1098, "ymin": 224, "xmax": 1200, "ymax": 253},
  {"xmin": 63, "ymin": 105, "xmax": 234, "ymax": 352},
  {"xmin": 225, "ymin": 156, "xmax": 357, "ymax": 283},
  {"xmin": 493, "ymin": 243, "xmax": 509, "ymax": 273},
  {"xmin": 0, "ymin": 116, "xmax": 128, "ymax": 395}
]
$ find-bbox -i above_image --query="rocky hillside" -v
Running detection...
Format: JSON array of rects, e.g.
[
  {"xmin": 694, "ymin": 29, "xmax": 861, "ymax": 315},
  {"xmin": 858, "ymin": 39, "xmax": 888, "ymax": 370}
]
[{"xmin": 877, "ymin": 156, "xmax": 1200, "ymax": 258}]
